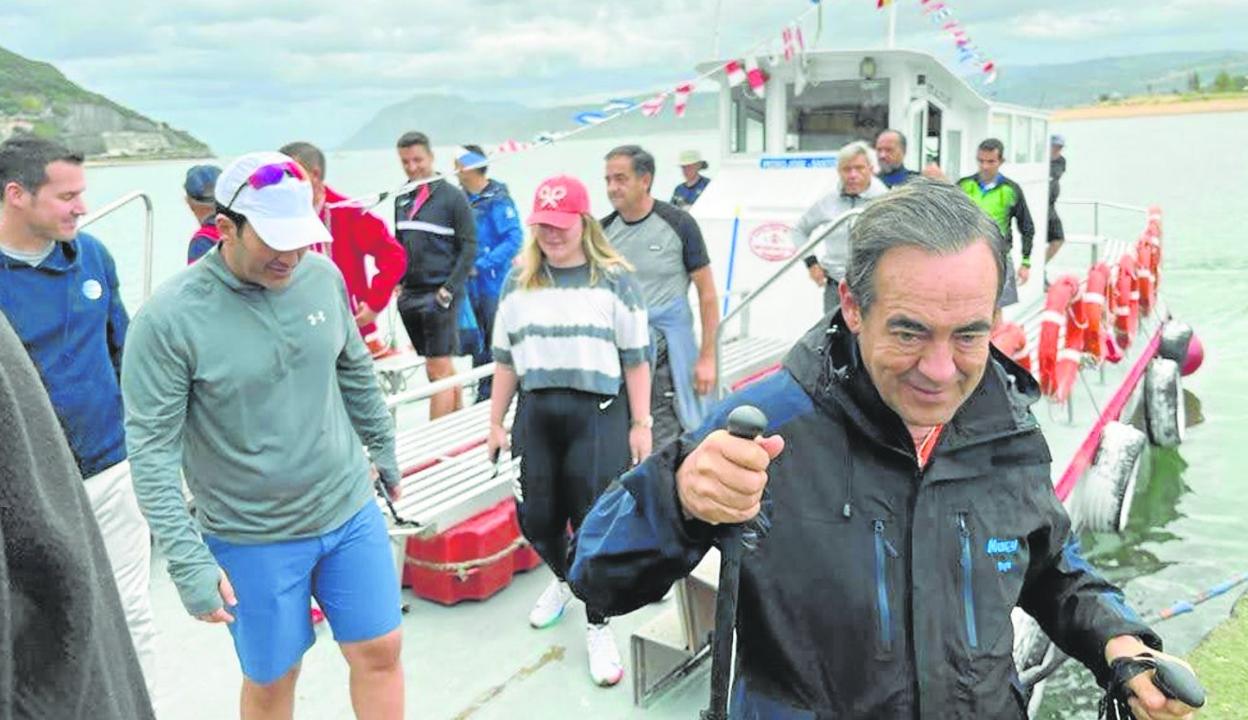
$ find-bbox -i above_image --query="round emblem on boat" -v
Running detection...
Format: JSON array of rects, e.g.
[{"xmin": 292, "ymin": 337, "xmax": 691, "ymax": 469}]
[
  {"xmin": 82, "ymin": 279, "xmax": 103, "ymax": 300},
  {"xmin": 748, "ymin": 222, "xmax": 796, "ymax": 262}
]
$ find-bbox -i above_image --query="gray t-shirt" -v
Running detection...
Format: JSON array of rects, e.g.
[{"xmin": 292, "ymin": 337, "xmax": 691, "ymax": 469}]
[{"xmin": 602, "ymin": 200, "xmax": 710, "ymax": 309}]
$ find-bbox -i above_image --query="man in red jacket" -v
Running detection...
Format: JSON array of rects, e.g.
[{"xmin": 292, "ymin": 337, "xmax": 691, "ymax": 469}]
[{"xmin": 281, "ymin": 142, "xmax": 407, "ymax": 351}]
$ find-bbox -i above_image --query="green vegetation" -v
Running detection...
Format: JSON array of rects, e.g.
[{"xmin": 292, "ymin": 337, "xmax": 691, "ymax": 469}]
[
  {"xmin": 0, "ymin": 44, "xmax": 210, "ymax": 158},
  {"xmin": 1187, "ymin": 597, "xmax": 1248, "ymax": 719}
]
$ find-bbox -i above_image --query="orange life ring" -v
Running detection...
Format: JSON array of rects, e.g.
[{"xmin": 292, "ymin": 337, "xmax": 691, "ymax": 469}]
[
  {"xmin": 1039, "ymin": 275, "xmax": 1080, "ymax": 398},
  {"xmin": 991, "ymin": 321, "xmax": 1030, "ymax": 373},
  {"xmin": 1111, "ymin": 254, "xmax": 1139, "ymax": 348},
  {"xmin": 1136, "ymin": 238, "xmax": 1157, "ymax": 316},
  {"xmin": 1083, "ymin": 263, "xmax": 1110, "ymax": 364}
]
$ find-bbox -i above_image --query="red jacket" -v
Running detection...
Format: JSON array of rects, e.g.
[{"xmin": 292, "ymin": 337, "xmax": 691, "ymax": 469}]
[{"xmin": 321, "ymin": 185, "xmax": 408, "ymax": 336}]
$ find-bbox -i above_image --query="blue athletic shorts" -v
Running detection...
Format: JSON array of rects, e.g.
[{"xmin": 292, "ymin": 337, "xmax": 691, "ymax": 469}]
[{"xmin": 204, "ymin": 501, "xmax": 401, "ymax": 684}]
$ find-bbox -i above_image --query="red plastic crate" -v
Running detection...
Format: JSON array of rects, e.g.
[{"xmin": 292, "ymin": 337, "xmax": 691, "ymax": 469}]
[{"xmin": 403, "ymin": 498, "xmax": 543, "ymax": 605}]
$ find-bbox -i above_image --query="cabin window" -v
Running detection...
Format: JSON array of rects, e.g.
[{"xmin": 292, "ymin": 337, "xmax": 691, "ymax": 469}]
[
  {"xmin": 1032, "ymin": 119, "xmax": 1049, "ymax": 164},
  {"xmin": 730, "ymin": 85, "xmax": 766, "ymax": 154},
  {"xmin": 990, "ymin": 113, "xmax": 1012, "ymax": 153},
  {"xmin": 784, "ymin": 79, "xmax": 890, "ymax": 151},
  {"xmin": 1012, "ymin": 116, "xmax": 1032, "ymax": 163}
]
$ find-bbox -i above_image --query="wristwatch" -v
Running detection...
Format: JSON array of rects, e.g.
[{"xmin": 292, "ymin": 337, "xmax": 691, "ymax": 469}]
[{"xmin": 632, "ymin": 415, "xmax": 654, "ymax": 429}]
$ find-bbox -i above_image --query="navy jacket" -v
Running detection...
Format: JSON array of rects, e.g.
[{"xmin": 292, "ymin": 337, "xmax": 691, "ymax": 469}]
[
  {"xmin": 466, "ymin": 179, "xmax": 523, "ymax": 300},
  {"xmin": 570, "ymin": 312, "xmax": 1159, "ymax": 719},
  {"xmin": 0, "ymin": 233, "xmax": 129, "ymax": 477}
]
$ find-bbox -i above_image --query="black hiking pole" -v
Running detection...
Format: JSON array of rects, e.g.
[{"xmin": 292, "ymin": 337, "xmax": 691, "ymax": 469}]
[
  {"xmin": 702, "ymin": 405, "xmax": 768, "ymax": 720},
  {"xmin": 1100, "ymin": 653, "xmax": 1206, "ymax": 719}
]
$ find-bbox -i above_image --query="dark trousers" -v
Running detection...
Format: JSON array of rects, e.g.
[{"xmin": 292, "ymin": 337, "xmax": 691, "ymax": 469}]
[
  {"xmin": 650, "ymin": 333, "xmax": 683, "ymax": 451},
  {"xmin": 513, "ymin": 387, "xmax": 630, "ymax": 624},
  {"xmin": 470, "ymin": 292, "xmax": 498, "ymax": 400}
]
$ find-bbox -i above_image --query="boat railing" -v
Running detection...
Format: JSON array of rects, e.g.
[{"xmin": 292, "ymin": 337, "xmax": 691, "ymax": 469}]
[
  {"xmin": 80, "ymin": 191, "xmax": 155, "ymax": 301},
  {"xmin": 1057, "ymin": 199, "xmax": 1149, "ymax": 267},
  {"xmin": 713, "ymin": 209, "xmax": 865, "ymax": 401}
]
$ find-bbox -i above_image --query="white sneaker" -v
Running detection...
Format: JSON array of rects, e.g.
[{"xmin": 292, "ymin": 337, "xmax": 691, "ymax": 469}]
[
  {"xmin": 528, "ymin": 580, "xmax": 573, "ymax": 629},
  {"xmin": 586, "ymin": 622, "xmax": 624, "ymax": 687}
]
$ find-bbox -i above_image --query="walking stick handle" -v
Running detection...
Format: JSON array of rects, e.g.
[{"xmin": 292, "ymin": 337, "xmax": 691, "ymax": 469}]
[{"xmin": 702, "ymin": 405, "xmax": 768, "ymax": 720}]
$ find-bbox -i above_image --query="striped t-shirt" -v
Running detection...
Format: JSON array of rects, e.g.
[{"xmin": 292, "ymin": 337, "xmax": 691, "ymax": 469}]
[{"xmin": 493, "ymin": 263, "xmax": 649, "ymax": 395}]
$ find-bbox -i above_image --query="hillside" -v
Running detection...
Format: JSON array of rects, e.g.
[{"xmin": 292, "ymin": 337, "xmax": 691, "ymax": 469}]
[{"xmin": 0, "ymin": 45, "xmax": 210, "ymax": 159}]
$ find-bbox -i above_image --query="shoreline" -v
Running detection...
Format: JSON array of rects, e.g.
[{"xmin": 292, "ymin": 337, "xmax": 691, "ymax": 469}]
[{"xmin": 1052, "ymin": 96, "xmax": 1248, "ymax": 121}]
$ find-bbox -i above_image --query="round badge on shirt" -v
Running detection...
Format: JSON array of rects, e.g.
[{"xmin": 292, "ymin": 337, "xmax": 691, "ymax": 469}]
[{"xmin": 82, "ymin": 279, "xmax": 103, "ymax": 300}]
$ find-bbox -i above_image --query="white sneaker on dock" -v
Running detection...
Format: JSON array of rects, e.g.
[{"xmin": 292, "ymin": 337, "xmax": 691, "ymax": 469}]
[
  {"xmin": 528, "ymin": 579, "xmax": 573, "ymax": 629},
  {"xmin": 586, "ymin": 622, "xmax": 624, "ymax": 687}
]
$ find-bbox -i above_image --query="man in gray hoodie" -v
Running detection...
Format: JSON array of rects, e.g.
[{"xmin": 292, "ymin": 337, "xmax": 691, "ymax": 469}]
[{"xmin": 122, "ymin": 152, "xmax": 405, "ymax": 719}]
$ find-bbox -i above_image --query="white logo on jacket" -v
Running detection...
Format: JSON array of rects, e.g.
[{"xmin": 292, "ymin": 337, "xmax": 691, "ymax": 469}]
[{"xmin": 82, "ymin": 279, "xmax": 103, "ymax": 300}]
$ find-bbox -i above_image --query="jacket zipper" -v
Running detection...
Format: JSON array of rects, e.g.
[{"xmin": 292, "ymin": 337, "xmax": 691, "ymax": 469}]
[
  {"xmin": 873, "ymin": 519, "xmax": 899, "ymax": 653},
  {"xmin": 957, "ymin": 512, "xmax": 979, "ymax": 649}
]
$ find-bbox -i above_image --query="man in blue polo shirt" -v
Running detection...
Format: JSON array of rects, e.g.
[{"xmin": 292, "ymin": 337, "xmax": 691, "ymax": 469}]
[{"xmin": 0, "ymin": 136, "xmax": 158, "ymax": 704}]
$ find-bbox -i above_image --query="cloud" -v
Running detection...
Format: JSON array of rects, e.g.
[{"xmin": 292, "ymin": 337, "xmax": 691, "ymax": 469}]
[{"xmin": 4, "ymin": 0, "xmax": 1248, "ymax": 152}]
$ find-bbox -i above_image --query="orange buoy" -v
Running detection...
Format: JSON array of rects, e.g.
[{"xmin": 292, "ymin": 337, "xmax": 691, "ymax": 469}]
[
  {"xmin": 991, "ymin": 321, "xmax": 1031, "ymax": 373},
  {"xmin": 1111, "ymin": 254, "xmax": 1139, "ymax": 348},
  {"xmin": 1039, "ymin": 275, "xmax": 1080, "ymax": 397},
  {"xmin": 1083, "ymin": 263, "xmax": 1110, "ymax": 363}
]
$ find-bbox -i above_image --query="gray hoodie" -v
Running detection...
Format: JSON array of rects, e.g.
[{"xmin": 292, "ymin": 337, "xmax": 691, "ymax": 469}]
[{"xmin": 121, "ymin": 248, "xmax": 399, "ymax": 616}]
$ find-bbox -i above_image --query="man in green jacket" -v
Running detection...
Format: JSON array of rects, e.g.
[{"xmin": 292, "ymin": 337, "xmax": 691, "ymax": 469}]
[
  {"xmin": 958, "ymin": 138, "xmax": 1036, "ymax": 307},
  {"xmin": 122, "ymin": 151, "xmax": 405, "ymax": 719}
]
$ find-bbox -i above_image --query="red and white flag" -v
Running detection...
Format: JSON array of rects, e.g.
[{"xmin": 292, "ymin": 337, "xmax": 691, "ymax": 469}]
[
  {"xmin": 782, "ymin": 24, "xmax": 806, "ymax": 62},
  {"xmin": 724, "ymin": 60, "xmax": 747, "ymax": 87},
  {"xmin": 745, "ymin": 56, "xmax": 766, "ymax": 98},
  {"xmin": 673, "ymin": 82, "xmax": 694, "ymax": 117},
  {"xmin": 640, "ymin": 93, "xmax": 667, "ymax": 117}
]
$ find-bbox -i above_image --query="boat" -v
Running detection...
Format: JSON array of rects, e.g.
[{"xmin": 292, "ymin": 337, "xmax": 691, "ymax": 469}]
[{"xmin": 83, "ymin": 44, "xmax": 1202, "ymax": 720}]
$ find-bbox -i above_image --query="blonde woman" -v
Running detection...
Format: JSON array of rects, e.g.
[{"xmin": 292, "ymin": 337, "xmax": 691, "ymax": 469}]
[{"xmin": 487, "ymin": 174, "xmax": 651, "ymax": 687}]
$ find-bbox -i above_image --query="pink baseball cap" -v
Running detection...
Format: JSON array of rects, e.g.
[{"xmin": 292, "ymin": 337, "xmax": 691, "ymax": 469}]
[{"xmin": 528, "ymin": 174, "xmax": 589, "ymax": 230}]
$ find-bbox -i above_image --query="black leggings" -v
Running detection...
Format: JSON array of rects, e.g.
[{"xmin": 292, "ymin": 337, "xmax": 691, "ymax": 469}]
[{"xmin": 513, "ymin": 387, "xmax": 630, "ymax": 624}]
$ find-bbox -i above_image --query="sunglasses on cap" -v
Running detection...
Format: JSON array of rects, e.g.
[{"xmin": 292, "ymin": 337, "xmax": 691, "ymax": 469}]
[{"xmin": 225, "ymin": 161, "xmax": 307, "ymax": 210}]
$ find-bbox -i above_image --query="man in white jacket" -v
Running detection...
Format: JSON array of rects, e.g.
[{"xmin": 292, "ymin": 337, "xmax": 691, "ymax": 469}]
[{"xmin": 794, "ymin": 140, "xmax": 889, "ymax": 312}]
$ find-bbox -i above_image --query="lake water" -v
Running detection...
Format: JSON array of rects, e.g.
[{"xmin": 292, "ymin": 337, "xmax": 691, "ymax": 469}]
[{"xmin": 78, "ymin": 111, "xmax": 1248, "ymax": 718}]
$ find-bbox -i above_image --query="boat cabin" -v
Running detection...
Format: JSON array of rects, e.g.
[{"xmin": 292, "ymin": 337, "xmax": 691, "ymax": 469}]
[{"xmin": 691, "ymin": 49, "xmax": 1052, "ymax": 337}]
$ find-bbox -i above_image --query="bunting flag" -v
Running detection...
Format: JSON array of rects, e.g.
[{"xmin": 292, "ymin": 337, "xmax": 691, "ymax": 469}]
[
  {"xmin": 494, "ymin": 139, "xmax": 532, "ymax": 155},
  {"xmin": 782, "ymin": 24, "xmax": 805, "ymax": 61},
  {"xmin": 640, "ymin": 93, "xmax": 667, "ymax": 117},
  {"xmin": 724, "ymin": 59, "xmax": 747, "ymax": 87},
  {"xmin": 673, "ymin": 82, "xmax": 694, "ymax": 117},
  {"xmin": 745, "ymin": 56, "xmax": 767, "ymax": 98},
  {"xmin": 602, "ymin": 98, "xmax": 636, "ymax": 113},
  {"xmin": 921, "ymin": 0, "xmax": 998, "ymax": 84},
  {"xmin": 533, "ymin": 131, "xmax": 559, "ymax": 145},
  {"xmin": 877, "ymin": 0, "xmax": 892, "ymax": 7},
  {"xmin": 574, "ymin": 111, "xmax": 608, "ymax": 125}
]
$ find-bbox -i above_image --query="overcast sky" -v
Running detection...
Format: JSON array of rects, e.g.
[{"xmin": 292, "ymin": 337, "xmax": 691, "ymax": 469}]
[{"xmin": 3, "ymin": 0, "xmax": 1245, "ymax": 153}]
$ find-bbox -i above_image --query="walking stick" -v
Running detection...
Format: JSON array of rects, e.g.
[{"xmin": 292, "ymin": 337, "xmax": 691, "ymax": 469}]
[{"xmin": 702, "ymin": 405, "xmax": 768, "ymax": 720}]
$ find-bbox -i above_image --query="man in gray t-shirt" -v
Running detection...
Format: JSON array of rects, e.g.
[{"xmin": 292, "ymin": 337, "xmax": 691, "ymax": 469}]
[{"xmin": 603, "ymin": 144, "xmax": 718, "ymax": 449}]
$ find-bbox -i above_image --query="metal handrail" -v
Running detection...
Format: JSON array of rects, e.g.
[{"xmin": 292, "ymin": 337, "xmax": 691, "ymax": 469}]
[
  {"xmin": 713, "ymin": 209, "xmax": 865, "ymax": 400},
  {"xmin": 79, "ymin": 191, "xmax": 155, "ymax": 300},
  {"xmin": 385, "ymin": 362, "xmax": 495, "ymax": 412},
  {"xmin": 1057, "ymin": 199, "xmax": 1148, "ymax": 249}
]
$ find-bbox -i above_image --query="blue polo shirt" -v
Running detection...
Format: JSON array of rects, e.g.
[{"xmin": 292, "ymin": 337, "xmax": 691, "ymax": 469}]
[{"xmin": 0, "ymin": 232, "xmax": 129, "ymax": 477}]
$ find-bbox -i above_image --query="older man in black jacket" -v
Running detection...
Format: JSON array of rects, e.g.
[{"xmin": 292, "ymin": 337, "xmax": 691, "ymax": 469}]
[{"xmin": 570, "ymin": 180, "xmax": 1200, "ymax": 719}]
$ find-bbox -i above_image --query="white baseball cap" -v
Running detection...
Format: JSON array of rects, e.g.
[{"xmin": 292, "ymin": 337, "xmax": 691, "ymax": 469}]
[{"xmin": 214, "ymin": 151, "xmax": 331, "ymax": 252}]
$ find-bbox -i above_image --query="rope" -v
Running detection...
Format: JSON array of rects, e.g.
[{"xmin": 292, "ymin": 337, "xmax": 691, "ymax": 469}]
[{"xmin": 404, "ymin": 536, "xmax": 531, "ymax": 581}]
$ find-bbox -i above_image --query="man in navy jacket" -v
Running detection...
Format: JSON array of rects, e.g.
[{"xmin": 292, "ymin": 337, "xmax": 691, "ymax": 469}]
[{"xmin": 0, "ymin": 137, "xmax": 159, "ymax": 707}]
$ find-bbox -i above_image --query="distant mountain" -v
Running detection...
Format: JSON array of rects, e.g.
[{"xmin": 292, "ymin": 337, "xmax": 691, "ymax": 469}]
[
  {"xmin": 0, "ymin": 45, "xmax": 210, "ymax": 159},
  {"xmin": 989, "ymin": 51, "xmax": 1248, "ymax": 108},
  {"xmin": 340, "ymin": 50, "xmax": 1248, "ymax": 150},
  {"xmin": 338, "ymin": 92, "xmax": 717, "ymax": 151}
]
